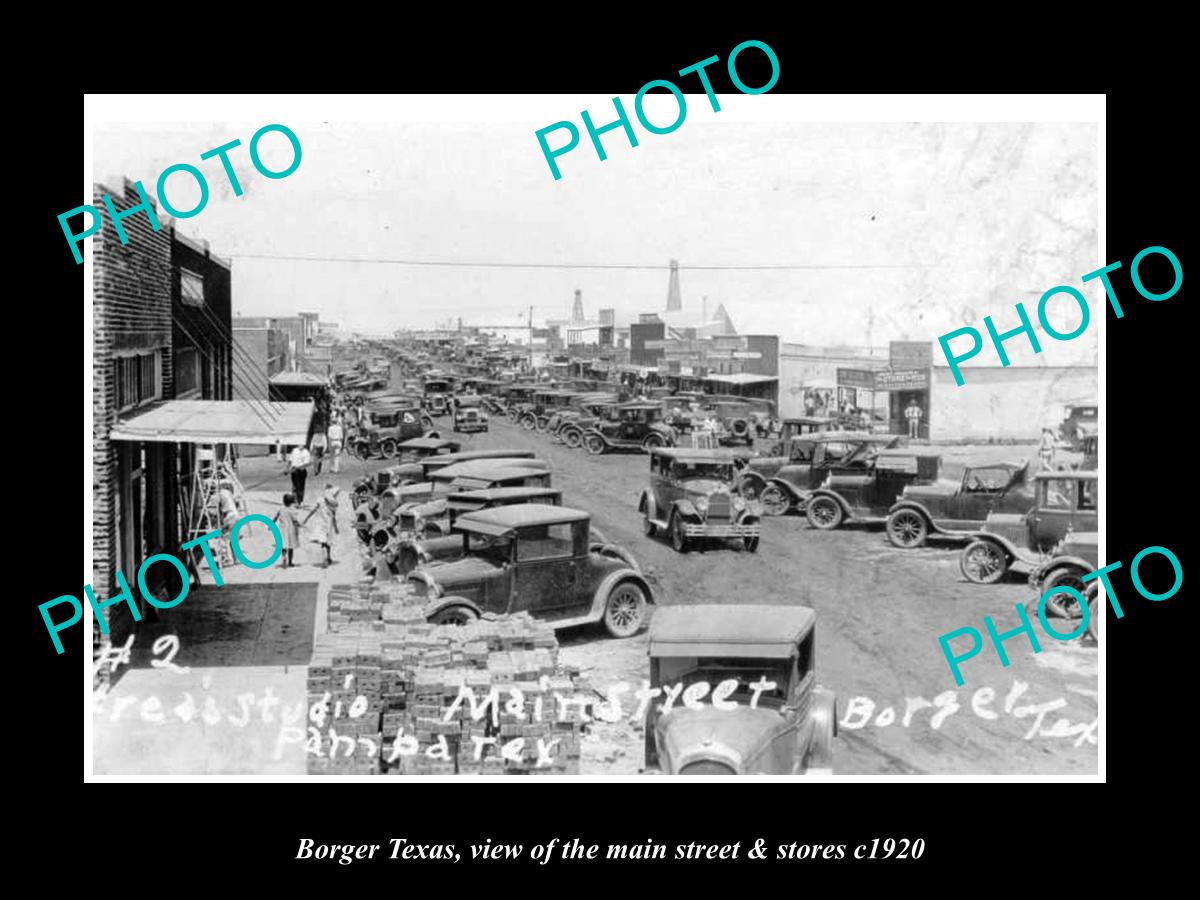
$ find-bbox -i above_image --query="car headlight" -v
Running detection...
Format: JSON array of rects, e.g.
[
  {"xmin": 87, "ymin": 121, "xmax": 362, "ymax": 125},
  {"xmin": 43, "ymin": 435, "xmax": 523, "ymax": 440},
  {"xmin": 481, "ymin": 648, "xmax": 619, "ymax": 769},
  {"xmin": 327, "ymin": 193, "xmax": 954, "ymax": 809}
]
[
  {"xmin": 695, "ymin": 496, "xmax": 708, "ymax": 514},
  {"xmin": 732, "ymin": 494, "xmax": 746, "ymax": 511}
]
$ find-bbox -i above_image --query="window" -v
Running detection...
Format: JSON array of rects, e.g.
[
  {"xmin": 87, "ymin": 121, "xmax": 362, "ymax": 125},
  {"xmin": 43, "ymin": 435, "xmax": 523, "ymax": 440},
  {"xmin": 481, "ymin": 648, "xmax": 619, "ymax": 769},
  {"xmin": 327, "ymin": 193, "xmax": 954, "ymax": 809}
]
[
  {"xmin": 1042, "ymin": 479, "xmax": 1076, "ymax": 510},
  {"xmin": 180, "ymin": 268, "xmax": 205, "ymax": 307},
  {"xmin": 174, "ymin": 347, "xmax": 200, "ymax": 397},
  {"xmin": 1078, "ymin": 480, "xmax": 1097, "ymax": 510},
  {"xmin": 517, "ymin": 522, "xmax": 575, "ymax": 561},
  {"xmin": 114, "ymin": 351, "xmax": 161, "ymax": 412},
  {"xmin": 965, "ymin": 467, "xmax": 1010, "ymax": 492}
]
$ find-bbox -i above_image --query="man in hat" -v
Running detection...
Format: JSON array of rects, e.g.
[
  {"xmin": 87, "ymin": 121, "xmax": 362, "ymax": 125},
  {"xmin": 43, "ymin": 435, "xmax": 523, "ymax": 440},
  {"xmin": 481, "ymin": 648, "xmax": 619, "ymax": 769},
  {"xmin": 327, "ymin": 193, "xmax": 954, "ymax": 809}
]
[{"xmin": 905, "ymin": 398, "xmax": 923, "ymax": 439}]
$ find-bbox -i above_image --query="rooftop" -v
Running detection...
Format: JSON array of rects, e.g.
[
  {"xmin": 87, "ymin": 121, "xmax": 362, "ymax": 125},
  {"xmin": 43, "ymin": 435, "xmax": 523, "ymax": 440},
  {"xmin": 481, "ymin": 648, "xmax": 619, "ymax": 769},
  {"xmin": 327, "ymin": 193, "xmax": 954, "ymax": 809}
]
[
  {"xmin": 456, "ymin": 504, "xmax": 588, "ymax": 532},
  {"xmin": 649, "ymin": 604, "xmax": 816, "ymax": 654}
]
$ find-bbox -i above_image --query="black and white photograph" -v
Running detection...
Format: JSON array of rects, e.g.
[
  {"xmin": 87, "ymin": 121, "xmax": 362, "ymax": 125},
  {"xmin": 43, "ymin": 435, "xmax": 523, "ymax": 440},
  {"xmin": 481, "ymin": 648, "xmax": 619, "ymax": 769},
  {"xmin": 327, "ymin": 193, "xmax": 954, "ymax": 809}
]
[{"xmin": 81, "ymin": 94, "xmax": 1102, "ymax": 780}]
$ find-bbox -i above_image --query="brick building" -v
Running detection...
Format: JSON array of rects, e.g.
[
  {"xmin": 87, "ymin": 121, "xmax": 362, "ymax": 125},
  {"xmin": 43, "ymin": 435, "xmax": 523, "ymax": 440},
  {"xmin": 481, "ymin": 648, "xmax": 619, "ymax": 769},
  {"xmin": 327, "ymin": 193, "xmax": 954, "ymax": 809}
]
[{"xmin": 92, "ymin": 178, "xmax": 234, "ymax": 680}]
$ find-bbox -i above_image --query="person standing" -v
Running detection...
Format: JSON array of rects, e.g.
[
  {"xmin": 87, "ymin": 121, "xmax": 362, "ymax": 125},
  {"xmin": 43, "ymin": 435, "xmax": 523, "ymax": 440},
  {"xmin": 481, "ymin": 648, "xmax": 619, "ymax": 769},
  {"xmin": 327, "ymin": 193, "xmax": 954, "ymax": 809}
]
[
  {"xmin": 905, "ymin": 398, "xmax": 923, "ymax": 439},
  {"xmin": 310, "ymin": 426, "xmax": 328, "ymax": 476},
  {"xmin": 273, "ymin": 493, "xmax": 300, "ymax": 567},
  {"xmin": 328, "ymin": 415, "xmax": 344, "ymax": 474},
  {"xmin": 303, "ymin": 484, "xmax": 341, "ymax": 567},
  {"xmin": 288, "ymin": 443, "xmax": 312, "ymax": 505},
  {"xmin": 1038, "ymin": 427, "xmax": 1057, "ymax": 470}
]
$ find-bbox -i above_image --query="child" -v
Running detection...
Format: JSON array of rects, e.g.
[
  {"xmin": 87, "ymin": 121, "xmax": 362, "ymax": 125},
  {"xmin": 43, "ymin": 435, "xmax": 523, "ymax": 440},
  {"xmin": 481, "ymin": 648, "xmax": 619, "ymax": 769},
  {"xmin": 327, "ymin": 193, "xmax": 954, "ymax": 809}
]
[{"xmin": 273, "ymin": 493, "xmax": 300, "ymax": 568}]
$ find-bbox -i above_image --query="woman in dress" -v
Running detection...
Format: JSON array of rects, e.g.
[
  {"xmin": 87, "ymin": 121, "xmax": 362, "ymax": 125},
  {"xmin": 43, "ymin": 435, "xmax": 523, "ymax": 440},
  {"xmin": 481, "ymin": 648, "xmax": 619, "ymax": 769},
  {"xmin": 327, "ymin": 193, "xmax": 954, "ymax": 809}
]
[
  {"xmin": 273, "ymin": 493, "xmax": 300, "ymax": 568},
  {"xmin": 302, "ymin": 485, "xmax": 341, "ymax": 568}
]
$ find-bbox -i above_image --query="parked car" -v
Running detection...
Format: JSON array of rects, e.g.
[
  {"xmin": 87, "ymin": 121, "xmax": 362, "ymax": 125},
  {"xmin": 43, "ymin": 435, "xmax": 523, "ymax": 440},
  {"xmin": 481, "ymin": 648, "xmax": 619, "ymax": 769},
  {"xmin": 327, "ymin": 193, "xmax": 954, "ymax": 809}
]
[
  {"xmin": 583, "ymin": 403, "xmax": 677, "ymax": 455},
  {"xmin": 393, "ymin": 486, "xmax": 565, "ymax": 573},
  {"xmin": 381, "ymin": 457, "xmax": 550, "ymax": 516},
  {"xmin": 349, "ymin": 404, "xmax": 438, "ymax": 459},
  {"xmin": 959, "ymin": 471, "xmax": 1099, "ymax": 584},
  {"xmin": 639, "ymin": 448, "xmax": 762, "ymax": 553},
  {"xmin": 501, "ymin": 384, "xmax": 540, "ymax": 422},
  {"xmin": 806, "ymin": 449, "xmax": 942, "ymax": 531},
  {"xmin": 1058, "ymin": 403, "xmax": 1098, "ymax": 450},
  {"xmin": 452, "ymin": 396, "xmax": 489, "ymax": 433},
  {"xmin": 644, "ymin": 604, "xmax": 836, "ymax": 775},
  {"xmin": 422, "ymin": 378, "xmax": 453, "ymax": 416},
  {"xmin": 408, "ymin": 505, "xmax": 653, "ymax": 638},
  {"xmin": 739, "ymin": 432, "xmax": 902, "ymax": 516},
  {"xmin": 1026, "ymin": 531, "xmax": 1098, "ymax": 620},
  {"xmin": 884, "ymin": 461, "xmax": 1033, "ymax": 548}
]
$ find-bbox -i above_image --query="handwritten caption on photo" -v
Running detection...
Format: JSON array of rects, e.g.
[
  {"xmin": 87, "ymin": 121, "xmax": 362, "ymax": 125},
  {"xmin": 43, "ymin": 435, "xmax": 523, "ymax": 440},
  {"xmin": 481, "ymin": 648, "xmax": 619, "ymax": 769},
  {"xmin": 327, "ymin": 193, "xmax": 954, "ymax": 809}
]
[
  {"xmin": 294, "ymin": 836, "xmax": 926, "ymax": 865},
  {"xmin": 938, "ymin": 543, "xmax": 1181, "ymax": 686},
  {"xmin": 60, "ymin": 123, "xmax": 302, "ymax": 264},
  {"xmin": 938, "ymin": 245, "xmax": 1182, "ymax": 386}
]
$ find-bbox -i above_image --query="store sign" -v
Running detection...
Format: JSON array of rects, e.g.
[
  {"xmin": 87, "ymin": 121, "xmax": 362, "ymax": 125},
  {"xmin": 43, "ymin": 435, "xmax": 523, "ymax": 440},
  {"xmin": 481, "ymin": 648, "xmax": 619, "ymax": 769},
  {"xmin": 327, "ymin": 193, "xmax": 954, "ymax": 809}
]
[
  {"xmin": 874, "ymin": 368, "xmax": 929, "ymax": 391},
  {"xmin": 837, "ymin": 368, "xmax": 876, "ymax": 389}
]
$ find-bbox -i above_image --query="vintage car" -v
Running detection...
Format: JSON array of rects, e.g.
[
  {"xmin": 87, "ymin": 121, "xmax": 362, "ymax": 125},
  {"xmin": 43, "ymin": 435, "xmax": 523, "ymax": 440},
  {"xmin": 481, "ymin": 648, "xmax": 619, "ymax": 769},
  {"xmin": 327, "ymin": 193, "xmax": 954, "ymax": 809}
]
[
  {"xmin": 555, "ymin": 398, "xmax": 621, "ymax": 449},
  {"xmin": 381, "ymin": 457, "xmax": 550, "ymax": 516},
  {"xmin": 884, "ymin": 461, "xmax": 1033, "ymax": 548},
  {"xmin": 1058, "ymin": 403, "xmax": 1098, "ymax": 450},
  {"xmin": 422, "ymin": 378, "xmax": 454, "ymax": 416},
  {"xmin": 393, "ymin": 486, "xmax": 566, "ymax": 573},
  {"xmin": 351, "ymin": 437, "xmax": 464, "ymax": 501},
  {"xmin": 452, "ymin": 395, "xmax": 490, "ymax": 433},
  {"xmin": 382, "ymin": 447, "xmax": 538, "ymax": 490},
  {"xmin": 767, "ymin": 417, "xmax": 833, "ymax": 455},
  {"xmin": 710, "ymin": 400, "xmax": 758, "ymax": 447},
  {"xmin": 738, "ymin": 432, "xmax": 902, "ymax": 515},
  {"xmin": 959, "ymin": 471, "xmax": 1099, "ymax": 584},
  {"xmin": 806, "ymin": 449, "xmax": 941, "ymax": 531},
  {"xmin": 501, "ymin": 384, "xmax": 540, "ymax": 422},
  {"xmin": 349, "ymin": 404, "xmax": 439, "ymax": 459},
  {"xmin": 408, "ymin": 505, "xmax": 653, "ymax": 638},
  {"xmin": 582, "ymin": 403, "xmax": 677, "ymax": 455},
  {"xmin": 644, "ymin": 604, "xmax": 836, "ymax": 775},
  {"xmin": 1026, "ymin": 531, "xmax": 1098, "ymax": 620},
  {"xmin": 639, "ymin": 448, "xmax": 762, "ymax": 553}
]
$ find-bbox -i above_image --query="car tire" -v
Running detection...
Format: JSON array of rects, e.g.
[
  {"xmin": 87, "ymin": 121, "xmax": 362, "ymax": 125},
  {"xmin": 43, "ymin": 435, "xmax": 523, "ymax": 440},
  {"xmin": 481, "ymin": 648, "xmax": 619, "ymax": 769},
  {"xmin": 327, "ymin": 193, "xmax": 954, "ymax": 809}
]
[
  {"xmin": 642, "ymin": 433, "xmax": 665, "ymax": 450},
  {"xmin": 642, "ymin": 510, "xmax": 656, "ymax": 537},
  {"xmin": 562, "ymin": 428, "xmax": 582, "ymax": 449},
  {"xmin": 734, "ymin": 474, "xmax": 764, "ymax": 502},
  {"xmin": 603, "ymin": 581, "xmax": 647, "ymax": 638},
  {"xmin": 887, "ymin": 509, "xmax": 928, "ymax": 548},
  {"xmin": 1039, "ymin": 567, "xmax": 1087, "ymax": 618},
  {"xmin": 428, "ymin": 603, "xmax": 480, "ymax": 627},
  {"xmin": 521, "ymin": 414, "xmax": 537, "ymax": 431},
  {"xmin": 1085, "ymin": 583, "xmax": 1099, "ymax": 642},
  {"xmin": 380, "ymin": 438, "xmax": 398, "ymax": 459},
  {"xmin": 806, "ymin": 496, "xmax": 844, "ymax": 530},
  {"xmin": 960, "ymin": 539, "xmax": 1009, "ymax": 584},
  {"xmin": 760, "ymin": 484, "xmax": 791, "ymax": 516},
  {"xmin": 584, "ymin": 434, "xmax": 606, "ymax": 456},
  {"xmin": 670, "ymin": 515, "xmax": 689, "ymax": 553}
]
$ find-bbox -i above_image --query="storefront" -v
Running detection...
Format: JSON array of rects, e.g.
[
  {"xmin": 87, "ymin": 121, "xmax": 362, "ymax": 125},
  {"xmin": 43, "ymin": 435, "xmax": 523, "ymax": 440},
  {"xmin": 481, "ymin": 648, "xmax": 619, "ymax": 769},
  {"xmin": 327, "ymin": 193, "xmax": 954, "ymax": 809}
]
[{"xmin": 836, "ymin": 367, "xmax": 932, "ymax": 438}]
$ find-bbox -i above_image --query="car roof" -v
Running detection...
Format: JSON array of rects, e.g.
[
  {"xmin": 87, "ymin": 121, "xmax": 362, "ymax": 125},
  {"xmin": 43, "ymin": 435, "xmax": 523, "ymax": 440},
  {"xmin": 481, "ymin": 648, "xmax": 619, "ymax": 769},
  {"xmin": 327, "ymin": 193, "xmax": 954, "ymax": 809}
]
[
  {"xmin": 433, "ymin": 458, "xmax": 549, "ymax": 479},
  {"xmin": 783, "ymin": 416, "xmax": 832, "ymax": 425},
  {"xmin": 434, "ymin": 449, "xmax": 536, "ymax": 464},
  {"xmin": 1035, "ymin": 470, "xmax": 1098, "ymax": 480},
  {"xmin": 456, "ymin": 503, "xmax": 588, "ymax": 534},
  {"xmin": 875, "ymin": 447, "xmax": 942, "ymax": 459},
  {"xmin": 399, "ymin": 437, "xmax": 457, "ymax": 450},
  {"xmin": 649, "ymin": 604, "xmax": 816, "ymax": 658},
  {"xmin": 650, "ymin": 447, "xmax": 748, "ymax": 462},
  {"xmin": 447, "ymin": 486, "xmax": 562, "ymax": 503},
  {"xmin": 797, "ymin": 431, "xmax": 900, "ymax": 444},
  {"xmin": 618, "ymin": 402, "xmax": 663, "ymax": 410}
]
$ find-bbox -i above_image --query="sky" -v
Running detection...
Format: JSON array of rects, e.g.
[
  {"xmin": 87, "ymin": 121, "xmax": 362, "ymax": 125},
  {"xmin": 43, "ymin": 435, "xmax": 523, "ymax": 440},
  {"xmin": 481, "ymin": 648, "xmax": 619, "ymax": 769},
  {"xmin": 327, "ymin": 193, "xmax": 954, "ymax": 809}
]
[{"xmin": 92, "ymin": 98, "xmax": 1098, "ymax": 367}]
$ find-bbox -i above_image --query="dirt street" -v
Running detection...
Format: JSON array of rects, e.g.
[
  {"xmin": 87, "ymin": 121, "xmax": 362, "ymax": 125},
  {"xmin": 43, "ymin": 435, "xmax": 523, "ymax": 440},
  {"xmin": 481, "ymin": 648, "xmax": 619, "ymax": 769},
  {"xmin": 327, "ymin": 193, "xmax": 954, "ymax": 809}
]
[{"xmin": 384, "ymin": 412, "xmax": 1098, "ymax": 776}]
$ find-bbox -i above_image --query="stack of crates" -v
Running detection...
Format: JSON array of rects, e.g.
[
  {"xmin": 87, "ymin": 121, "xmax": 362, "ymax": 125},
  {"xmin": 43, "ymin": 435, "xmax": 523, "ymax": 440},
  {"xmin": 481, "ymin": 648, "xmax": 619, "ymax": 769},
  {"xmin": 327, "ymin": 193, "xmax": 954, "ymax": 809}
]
[{"xmin": 306, "ymin": 627, "xmax": 383, "ymax": 775}]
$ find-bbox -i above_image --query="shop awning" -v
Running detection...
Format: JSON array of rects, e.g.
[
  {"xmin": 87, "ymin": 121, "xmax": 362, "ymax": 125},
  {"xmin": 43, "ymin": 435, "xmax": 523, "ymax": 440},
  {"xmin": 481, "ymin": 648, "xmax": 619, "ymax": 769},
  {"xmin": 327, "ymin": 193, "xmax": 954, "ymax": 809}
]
[
  {"xmin": 109, "ymin": 400, "xmax": 315, "ymax": 446},
  {"xmin": 269, "ymin": 371, "xmax": 328, "ymax": 387},
  {"xmin": 701, "ymin": 374, "xmax": 779, "ymax": 386}
]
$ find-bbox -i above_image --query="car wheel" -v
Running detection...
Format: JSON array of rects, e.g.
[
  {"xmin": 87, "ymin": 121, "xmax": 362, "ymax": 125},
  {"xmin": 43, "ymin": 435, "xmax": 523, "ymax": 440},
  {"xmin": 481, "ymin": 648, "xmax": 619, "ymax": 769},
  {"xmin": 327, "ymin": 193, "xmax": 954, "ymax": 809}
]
[
  {"xmin": 734, "ymin": 475, "xmax": 763, "ymax": 502},
  {"xmin": 670, "ymin": 515, "xmax": 689, "ymax": 553},
  {"xmin": 535, "ymin": 417, "xmax": 549, "ymax": 432},
  {"xmin": 960, "ymin": 539, "xmax": 1009, "ymax": 584},
  {"xmin": 521, "ymin": 414, "xmax": 537, "ymax": 431},
  {"xmin": 507, "ymin": 409, "xmax": 520, "ymax": 423},
  {"xmin": 1085, "ymin": 583, "xmax": 1099, "ymax": 642},
  {"xmin": 743, "ymin": 535, "xmax": 760, "ymax": 553},
  {"xmin": 806, "ymin": 496, "xmax": 843, "ymax": 530},
  {"xmin": 1040, "ymin": 567, "xmax": 1087, "ymax": 618},
  {"xmin": 380, "ymin": 438, "xmax": 398, "ymax": 459},
  {"xmin": 887, "ymin": 509, "xmax": 928, "ymax": 548},
  {"xmin": 603, "ymin": 581, "xmax": 647, "ymax": 638},
  {"xmin": 760, "ymin": 484, "xmax": 791, "ymax": 516},
  {"xmin": 584, "ymin": 434, "xmax": 606, "ymax": 456},
  {"xmin": 428, "ymin": 603, "xmax": 480, "ymax": 626},
  {"xmin": 562, "ymin": 428, "xmax": 582, "ymax": 449},
  {"xmin": 642, "ymin": 433, "xmax": 665, "ymax": 450},
  {"xmin": 642, "ymin": 511, "xmax": 656, "ymax": 537}
]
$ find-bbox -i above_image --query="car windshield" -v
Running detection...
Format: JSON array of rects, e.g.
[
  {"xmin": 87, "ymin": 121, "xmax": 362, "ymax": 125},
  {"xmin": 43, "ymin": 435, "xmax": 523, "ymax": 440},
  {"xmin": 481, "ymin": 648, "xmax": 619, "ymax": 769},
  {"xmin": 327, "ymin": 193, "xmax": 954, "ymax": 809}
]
[
  {"xmin": 965, "ymin": 467, "xmax": 1012, "ymax": 491},
  {"xmin": 655, "ymin": 656, "xmax": 791, "ymax": 708},
  {"xmin": 672, "ymin": 462, "xmax": 734, "ymax": 482}
]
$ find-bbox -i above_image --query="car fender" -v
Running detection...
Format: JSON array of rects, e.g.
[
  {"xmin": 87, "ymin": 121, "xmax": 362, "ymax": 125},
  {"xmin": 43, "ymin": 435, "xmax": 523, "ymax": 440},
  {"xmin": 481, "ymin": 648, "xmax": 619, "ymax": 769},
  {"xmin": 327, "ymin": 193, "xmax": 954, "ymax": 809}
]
[
  {"xmin": 807, "ymin": 487, "xmax": 851, "ymax": 517},
  {"xmin": 767, "ymin": 478, "xmax": 804, "ymax": 502},
  {"xmin": 963, "ymin": 531, "xmax": 1022, "ymax": 560},
  {"xmin": 736, "ymin": 512, "xmax": 760, "ymax": 529},
  {"xmin": 589, "ymin": 569, "xmax": 655, "ymax": 622},
  {"xmin": 583, "ymin": 427, "xmax": 609, "ymax": 445},
  {"xmin": 639, "ymin": 491, "xmax": 656, "ymax": 520},
  {"xmin": 1034, "ymin": 555, "xmax": 1095, "ymax": 583},
  {"xmin": 736, "ymin": 471, "xmax": 768, "ymax": 494},
  {"xmin": 422, "ymin": 595, "xmax": 484, "ymax": 620},
  {"xmin": 887, "ymin": 499, "xmax": 941, "ymax": 532},
  {"xmin": 672, "ymin": 499, "xmax": 701, "ymax": 521}
]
